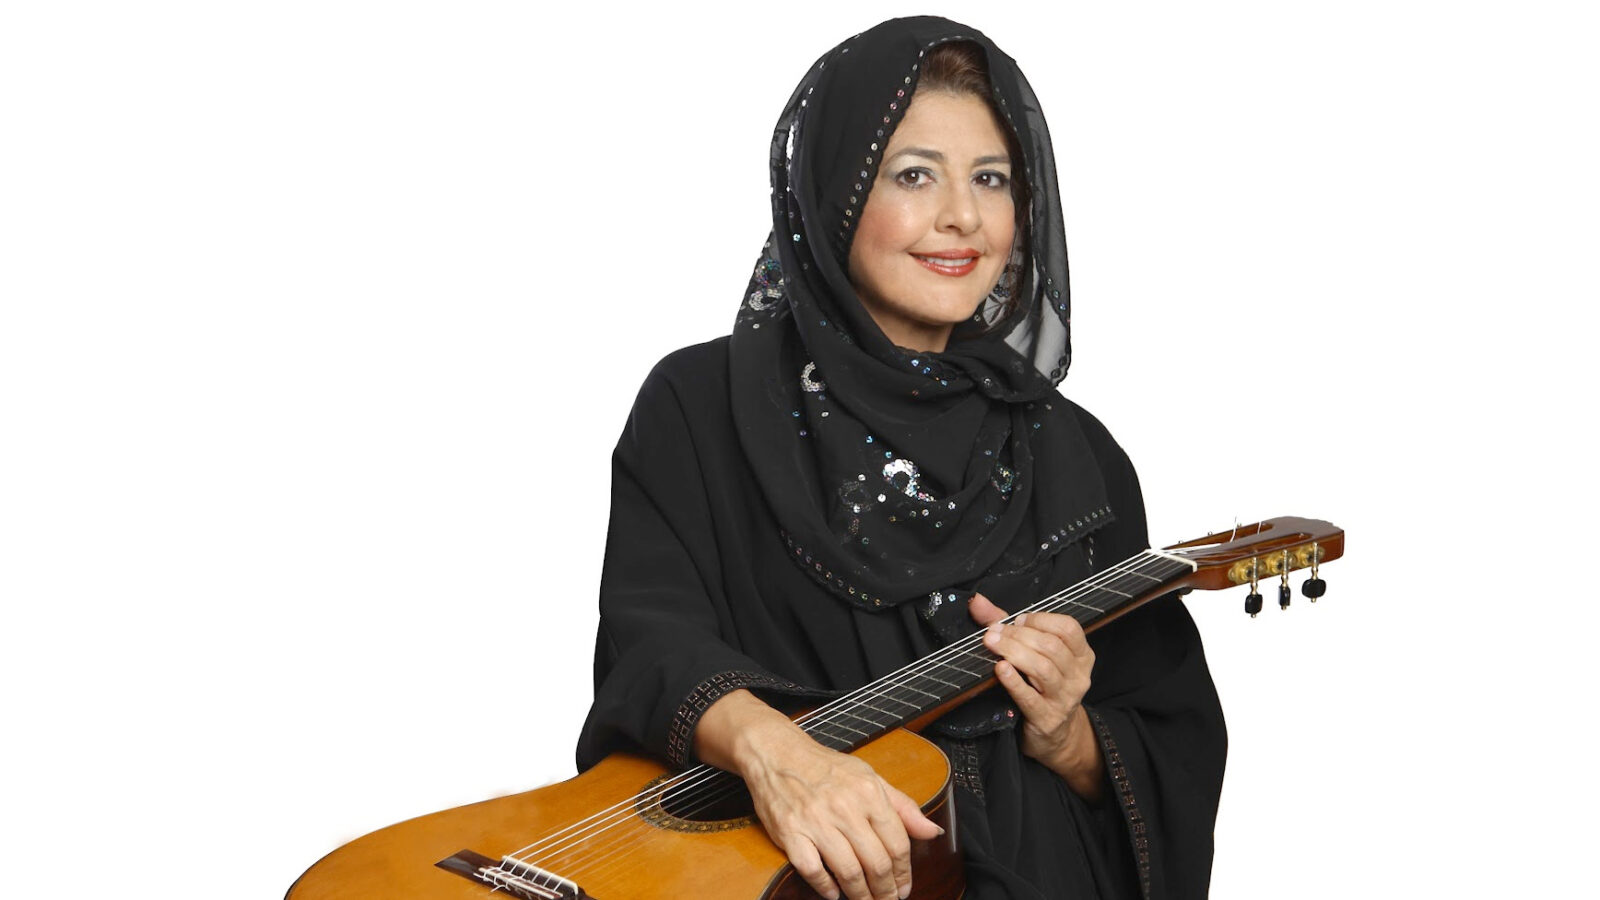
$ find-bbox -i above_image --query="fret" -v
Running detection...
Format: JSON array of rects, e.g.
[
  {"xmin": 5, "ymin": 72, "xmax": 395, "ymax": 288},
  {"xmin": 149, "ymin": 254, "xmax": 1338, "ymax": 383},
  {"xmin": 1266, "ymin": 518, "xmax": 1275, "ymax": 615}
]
[
  {"xmin": 940, "ymin": 650, "xmax": 990, "ymax": 679},
  {"xmin": 888, "ymin": 679, "xmax": 942, "ymax": 701},
  {"xmin": 880, "ymin": 683, "xmax": 933, "ymax": 710},
  {"xmin": 905, "ymin": 672, "xmax": 958, "ymax": 697},
  {"xmin": 827, "ymin": 716, "xmax": 873, "ymax": 738},
  {"xmin": 913, "ymin": 670, "xmax": 962, "ymax": 690},
  {"xmin": 1060, "ymin": 601, "xmax": 1102, "ymax": 620},
  {"xmin": 851, "ymin": 692, "xmax": 914, "ymax": 720},
  {"xmin": 806, "ymin": 718, "xmax": 865, "ymax": 749}
]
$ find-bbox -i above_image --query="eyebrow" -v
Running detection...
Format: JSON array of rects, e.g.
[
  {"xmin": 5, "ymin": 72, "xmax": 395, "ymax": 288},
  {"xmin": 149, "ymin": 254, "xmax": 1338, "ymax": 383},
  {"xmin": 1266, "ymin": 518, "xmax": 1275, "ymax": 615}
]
[{"xmin": 888, "ymin": 146, "xmax": 1012, "ymax": 167}]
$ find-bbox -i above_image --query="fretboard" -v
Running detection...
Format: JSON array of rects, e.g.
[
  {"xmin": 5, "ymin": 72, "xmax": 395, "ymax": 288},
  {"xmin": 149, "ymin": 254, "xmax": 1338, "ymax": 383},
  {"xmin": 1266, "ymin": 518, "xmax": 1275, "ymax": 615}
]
[{"xmin": 794, "ymin": 549, "xmax": 1196, "ymax": 751}]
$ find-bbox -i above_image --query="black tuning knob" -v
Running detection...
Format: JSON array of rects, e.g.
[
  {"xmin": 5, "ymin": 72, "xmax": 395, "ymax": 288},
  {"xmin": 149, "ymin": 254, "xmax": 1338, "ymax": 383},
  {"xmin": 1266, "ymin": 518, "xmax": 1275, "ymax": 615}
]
[
  {"xmin": 1245, "ymin": 592, "xmax": 1263, "ymax": 617},
  {"xmin": 1279, "ymin": 583, "xmax": 1292, "ymax": 610},
  {"xmin": 1302, "ymin": 577, "xmax": 1327, "ymax": 600}
]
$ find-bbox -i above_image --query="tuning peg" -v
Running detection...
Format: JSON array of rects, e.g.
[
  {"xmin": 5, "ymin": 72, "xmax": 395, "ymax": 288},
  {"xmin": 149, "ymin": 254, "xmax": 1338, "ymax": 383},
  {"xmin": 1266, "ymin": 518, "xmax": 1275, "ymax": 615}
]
[
  {"xmin": 1300, "ymin": 541, "xmax": 1326, "ymax": 602},
  {"xmin": 1244, "ymin": 556, "xmax": 1262, "ymax": 617},
  {"xmin": 1278, "ymin": 552, "xmax": 1292, "ymax": 610}
]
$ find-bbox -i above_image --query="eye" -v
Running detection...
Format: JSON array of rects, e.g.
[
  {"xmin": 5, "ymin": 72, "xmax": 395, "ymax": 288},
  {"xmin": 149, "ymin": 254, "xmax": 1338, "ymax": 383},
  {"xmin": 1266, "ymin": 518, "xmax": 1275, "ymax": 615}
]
[
  {"xmin": 975, "ymin": 171, "xmax": 1011, "ymax": 190},
  {"xmin": 894, "ymin": 167, "xmax": 933, "ymax": 189}
]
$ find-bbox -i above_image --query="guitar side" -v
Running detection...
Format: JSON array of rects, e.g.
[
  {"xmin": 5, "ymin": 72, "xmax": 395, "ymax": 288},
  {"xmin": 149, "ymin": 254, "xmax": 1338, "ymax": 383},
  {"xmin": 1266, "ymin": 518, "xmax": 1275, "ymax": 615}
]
[{"xmin": 287, "ymin": 727, "xmax": 964, "ymax": 900}]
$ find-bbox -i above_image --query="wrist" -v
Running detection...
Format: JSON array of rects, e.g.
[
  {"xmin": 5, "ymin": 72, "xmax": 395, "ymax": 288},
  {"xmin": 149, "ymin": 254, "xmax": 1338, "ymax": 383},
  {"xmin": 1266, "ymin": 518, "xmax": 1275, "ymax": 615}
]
[
  {"xmin": 1046, "ymin": 706, "xmax": 1105, "ymax": 801},
  {"xmin": 697, "ymin": 689, "xmax": 808, "ymax": 777}
]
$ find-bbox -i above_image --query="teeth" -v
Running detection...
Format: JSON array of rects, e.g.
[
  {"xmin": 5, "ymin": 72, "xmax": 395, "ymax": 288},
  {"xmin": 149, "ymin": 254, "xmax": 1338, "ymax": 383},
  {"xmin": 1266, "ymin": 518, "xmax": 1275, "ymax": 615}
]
[{"xmin": 918, "ymin": 256, "xmax": 974, "ymax": 267}]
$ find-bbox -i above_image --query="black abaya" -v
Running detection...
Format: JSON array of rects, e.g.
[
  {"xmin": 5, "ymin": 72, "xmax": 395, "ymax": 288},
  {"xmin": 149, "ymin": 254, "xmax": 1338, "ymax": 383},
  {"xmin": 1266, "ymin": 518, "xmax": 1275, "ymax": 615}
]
[
  {"xmin": 577, "ymin": 15, "xmax": 1226, "ymax": 899},
  {"xmin": 576, "ymin": 339, "xmax": 1226, "ymax": 899}
]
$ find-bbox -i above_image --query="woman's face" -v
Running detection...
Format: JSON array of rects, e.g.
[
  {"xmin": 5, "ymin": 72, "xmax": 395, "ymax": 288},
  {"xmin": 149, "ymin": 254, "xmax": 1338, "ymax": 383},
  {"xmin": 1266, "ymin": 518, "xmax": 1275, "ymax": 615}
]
[{"xmin": 847, "ymin": 90, "xmax": 1016, "ymax": 354}]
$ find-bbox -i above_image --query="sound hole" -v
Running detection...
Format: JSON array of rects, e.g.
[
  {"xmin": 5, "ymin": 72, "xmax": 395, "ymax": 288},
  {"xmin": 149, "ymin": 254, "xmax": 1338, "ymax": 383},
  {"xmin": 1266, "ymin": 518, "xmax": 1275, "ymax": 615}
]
[{"xmin": 658, "ymin": 771, "xmax": 755, "ymax": 822}]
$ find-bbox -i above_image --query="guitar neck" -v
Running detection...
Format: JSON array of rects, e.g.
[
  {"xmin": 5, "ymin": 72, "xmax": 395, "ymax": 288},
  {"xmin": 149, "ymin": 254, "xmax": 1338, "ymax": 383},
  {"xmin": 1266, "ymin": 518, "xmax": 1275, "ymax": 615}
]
[{"xmin": 793, "ymin": 549, "xmax": 1198, "ymax": 750}]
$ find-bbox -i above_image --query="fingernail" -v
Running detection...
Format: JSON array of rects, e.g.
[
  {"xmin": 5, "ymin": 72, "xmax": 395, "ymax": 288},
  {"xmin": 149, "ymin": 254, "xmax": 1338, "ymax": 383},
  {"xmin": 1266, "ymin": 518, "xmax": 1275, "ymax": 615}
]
[
  {"xmin": 936, "ymin": 825, "xmax": 947, "ymax": 836},
  {"xmin": 899, "ymin": 885, "xmax": 911, "ymax": 899},
  {"xmin": 1016, "ymin": 613, "xmax": 1028, "ymax": 626}
]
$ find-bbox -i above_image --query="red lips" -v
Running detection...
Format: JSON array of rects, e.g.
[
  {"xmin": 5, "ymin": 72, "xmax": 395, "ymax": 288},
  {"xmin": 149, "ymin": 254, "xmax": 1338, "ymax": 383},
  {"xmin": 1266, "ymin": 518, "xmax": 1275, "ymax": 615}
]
[{"xmin": 911, "ymin": 248, "xmax": 982, "ymax": 276}]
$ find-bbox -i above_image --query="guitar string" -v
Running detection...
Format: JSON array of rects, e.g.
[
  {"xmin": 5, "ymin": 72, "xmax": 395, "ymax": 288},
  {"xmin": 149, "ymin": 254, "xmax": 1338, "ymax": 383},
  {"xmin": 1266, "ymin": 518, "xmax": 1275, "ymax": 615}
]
[
  {"xmin": 562, "ymin": 553, "xmax": 1193, "ymax": 886},
  {"xmin": 506, "ymin": 550, "xmax": 1190, "ymax": 885},
  {"xmin": 506, "ymin": 551, "xmax": 1190, "ymax": 888},
  {"xmin": 513, "ymin": 551, "xmax": 1190, "ymax": 891}
]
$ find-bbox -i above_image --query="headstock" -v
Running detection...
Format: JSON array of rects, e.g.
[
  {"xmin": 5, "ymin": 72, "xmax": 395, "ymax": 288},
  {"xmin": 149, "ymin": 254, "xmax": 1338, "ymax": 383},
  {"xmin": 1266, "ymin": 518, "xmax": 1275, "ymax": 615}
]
[{"xmin": 1163, "ymin": 516, "xmax": 1345, "ymax": 617}]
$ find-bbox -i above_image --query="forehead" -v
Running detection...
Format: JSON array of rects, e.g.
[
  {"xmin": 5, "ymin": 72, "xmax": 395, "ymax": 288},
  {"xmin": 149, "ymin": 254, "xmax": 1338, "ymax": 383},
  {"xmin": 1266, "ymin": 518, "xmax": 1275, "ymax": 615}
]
[{"xmin": 886, "ymin": 91, "xmax": 1011, "ymax": 160}]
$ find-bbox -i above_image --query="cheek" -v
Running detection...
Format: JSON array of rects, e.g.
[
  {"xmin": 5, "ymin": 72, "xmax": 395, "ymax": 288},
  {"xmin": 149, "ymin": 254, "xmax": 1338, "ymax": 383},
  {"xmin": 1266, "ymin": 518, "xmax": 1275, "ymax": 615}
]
[
  {"xmin": 857, "ymin": 192, "xmax": 925, "ymax": 254},
  {"xmin": 850, "ymin": 200, "xmax": 923, "ymax": 291}
]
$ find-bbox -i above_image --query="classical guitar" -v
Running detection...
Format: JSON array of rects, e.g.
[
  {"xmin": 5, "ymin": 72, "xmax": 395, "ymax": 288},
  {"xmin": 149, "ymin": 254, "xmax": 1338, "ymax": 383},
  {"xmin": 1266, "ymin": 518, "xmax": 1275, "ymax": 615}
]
[{"xmin": 287, "ymin": 516, "xmax": 1343, "ymax": 900}]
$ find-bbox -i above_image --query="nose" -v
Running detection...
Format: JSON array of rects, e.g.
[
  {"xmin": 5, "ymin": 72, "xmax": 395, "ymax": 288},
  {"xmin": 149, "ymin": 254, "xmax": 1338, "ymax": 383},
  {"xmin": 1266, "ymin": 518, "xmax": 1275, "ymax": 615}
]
[{"xmin": 936, "ymin": 182, "xmax": 982, "ymax": 235}]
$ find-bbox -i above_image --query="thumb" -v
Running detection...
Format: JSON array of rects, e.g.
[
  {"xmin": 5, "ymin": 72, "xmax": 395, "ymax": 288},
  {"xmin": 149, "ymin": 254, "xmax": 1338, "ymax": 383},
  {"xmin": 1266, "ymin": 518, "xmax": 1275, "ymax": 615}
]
[
  {"xmin": 888, "ymin": 784, "xmax": 946, "ymax": 839},
  {"xmin": 967, "ymin": 591, "xmax": 1010, "ymax": 627}
]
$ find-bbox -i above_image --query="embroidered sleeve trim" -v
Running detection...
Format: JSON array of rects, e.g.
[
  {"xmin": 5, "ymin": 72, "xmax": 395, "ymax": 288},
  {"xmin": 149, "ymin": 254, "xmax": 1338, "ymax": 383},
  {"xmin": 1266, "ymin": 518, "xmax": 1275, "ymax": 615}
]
[
  {"xmin": 666, "ymin": 670, "xmax": 810, "ymax": 768},
  {"xmin": 1087, "ymin": 706, "xmax": 1152, "ymax": 900},
  {"xmin": 948, "ymin": 738, "xmax": 986, "ymax": 802}
]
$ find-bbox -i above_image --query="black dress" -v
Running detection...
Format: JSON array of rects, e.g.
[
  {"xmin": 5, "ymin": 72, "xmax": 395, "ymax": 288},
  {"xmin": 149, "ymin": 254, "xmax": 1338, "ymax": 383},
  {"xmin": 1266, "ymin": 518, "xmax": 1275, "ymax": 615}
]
[{"xmin": 576, "ymin": 337, "xmax": 1227, "ymax": 900}]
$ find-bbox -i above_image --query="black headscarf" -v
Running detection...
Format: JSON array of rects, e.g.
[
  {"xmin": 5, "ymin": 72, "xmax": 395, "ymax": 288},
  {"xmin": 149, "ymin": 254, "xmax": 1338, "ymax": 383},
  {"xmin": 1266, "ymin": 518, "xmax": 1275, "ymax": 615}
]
[{"xmin": 729, "ymin": 16, "xmax": 1112, "ymax": 612}]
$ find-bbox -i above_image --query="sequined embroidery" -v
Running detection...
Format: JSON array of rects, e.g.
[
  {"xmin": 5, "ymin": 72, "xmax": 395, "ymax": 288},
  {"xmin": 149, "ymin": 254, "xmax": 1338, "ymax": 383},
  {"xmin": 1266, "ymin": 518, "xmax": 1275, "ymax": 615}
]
[
  {"xmin": 922, "ymin": 589, "xmax": 959, "ymax": 618},
  {"xmin": 800, "ymin": 361, "xmax": 825, "ymax": 392},
  {"xmin": 746, "ymin": 256, "xmax": 784, "ymax": 311},
  {"xmin": 781, "ymin": 530, "xmax": 890, "ymax": 610},
  {"xmin": 902, "ymin": 352, "xmax": 961, "ymax": 385},
  {"xmin": 985, "ymin": 503, "xmax": 1116, "ymax": 580},
  {"xmin": 1088, "ymin": 707, "xmax": 1152, "ymax": 900},
  {"xmin": 990, "ymin": 463, "xmax": 1016, "ymax": 494},
  {"xmin": 667, "ymin": 670, "xmax": 812, "ymax": 767},
  {"xmin": 882, "ymin": 457, "xmax": 937, "ymax": 503},
  {"xmin": 920, "ymin": 588, "xmax": 976, "ymax": 644}
]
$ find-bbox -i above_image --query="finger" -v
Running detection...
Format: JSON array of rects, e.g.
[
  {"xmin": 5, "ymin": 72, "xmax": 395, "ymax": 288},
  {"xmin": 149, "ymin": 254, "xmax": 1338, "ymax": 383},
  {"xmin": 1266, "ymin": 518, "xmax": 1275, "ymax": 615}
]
[
  {"xmin": 834, "ymin": 818, "xmax": 899, "ymax": 900},
  {"xmin": 785, "ymin": 835, "xmax": 842, "ymax": 900},
  {"xmin": 993, "ymin": 656, "xmax": 1053, "ymax": 722},
  {"xmin": 1013, "ymin": 610, "xmax": 1091, "ymax": 657},
  {"xmin": 966, "ymin": 591, "xmax": 1010, "ymax": 627},
  {"xmin": 863, "ymin": 796, "xmax": 913, "ymax": 898},
  {"xmin": 985, "ymin": 623, "xmax": 1064, "ymax": 692},
  {"xmin": 887, "ymin": 782, "xmax": 945, "ymax": 840},
  {"xmin": 996, "ymin": 623, "xmax": 1081, "ymax": 686}
]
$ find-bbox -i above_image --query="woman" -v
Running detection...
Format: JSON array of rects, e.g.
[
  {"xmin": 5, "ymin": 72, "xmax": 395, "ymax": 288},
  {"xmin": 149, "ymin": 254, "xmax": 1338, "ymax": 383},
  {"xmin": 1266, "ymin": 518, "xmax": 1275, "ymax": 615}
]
[{"xmin": 576, "ymin": 16, "xmax": 1225, "ymax": 900}]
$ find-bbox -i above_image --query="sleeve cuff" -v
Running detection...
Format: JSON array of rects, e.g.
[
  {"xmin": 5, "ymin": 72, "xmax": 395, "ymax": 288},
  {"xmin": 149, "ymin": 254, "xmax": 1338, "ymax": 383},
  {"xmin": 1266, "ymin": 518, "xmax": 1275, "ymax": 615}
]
[{"xmin": 666, "ymin": 669, "xmax": 818, "ymax": 767}]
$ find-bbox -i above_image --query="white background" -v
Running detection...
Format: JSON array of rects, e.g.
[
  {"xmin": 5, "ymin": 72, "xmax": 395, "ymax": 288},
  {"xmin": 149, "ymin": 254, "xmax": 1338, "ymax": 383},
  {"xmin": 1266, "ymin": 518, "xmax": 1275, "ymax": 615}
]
[{"xmin": 3, "ymin": 1, "xmax": 1595, "ymax": 897}]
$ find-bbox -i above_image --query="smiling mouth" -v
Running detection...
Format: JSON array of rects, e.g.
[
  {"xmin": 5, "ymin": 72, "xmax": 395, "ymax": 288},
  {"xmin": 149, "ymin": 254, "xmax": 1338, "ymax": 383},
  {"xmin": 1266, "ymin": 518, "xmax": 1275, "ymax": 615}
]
[{"xmin": 912, "ymin": 254, "xmax": 980, "ymax": 276}]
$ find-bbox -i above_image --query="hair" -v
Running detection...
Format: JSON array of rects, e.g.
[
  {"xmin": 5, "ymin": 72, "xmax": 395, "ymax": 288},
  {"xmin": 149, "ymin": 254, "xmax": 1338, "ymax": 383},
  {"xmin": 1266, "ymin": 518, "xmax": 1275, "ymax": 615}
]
[{"xmin": 917, "ymin": 41, "xmax": 1032, "ymax": 331}]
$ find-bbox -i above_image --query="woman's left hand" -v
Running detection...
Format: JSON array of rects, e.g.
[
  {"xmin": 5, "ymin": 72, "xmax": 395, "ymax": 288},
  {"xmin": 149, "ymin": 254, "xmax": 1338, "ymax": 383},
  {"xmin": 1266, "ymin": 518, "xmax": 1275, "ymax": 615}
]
[{"xmin": 969, "ymin": 592, "xmax": 1104, "ymax": 799}]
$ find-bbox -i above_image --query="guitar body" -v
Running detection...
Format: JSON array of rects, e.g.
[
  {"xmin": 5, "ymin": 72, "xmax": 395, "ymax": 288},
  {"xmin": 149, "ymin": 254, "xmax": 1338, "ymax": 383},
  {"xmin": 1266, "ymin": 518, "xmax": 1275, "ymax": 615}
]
[
  {"xmin": 288, "ymin": 517, "xmax": 1344, "ymax": 900},
  {"xmin": 287, "ymin": 727, "xmax": 964, "ymax": 900}
]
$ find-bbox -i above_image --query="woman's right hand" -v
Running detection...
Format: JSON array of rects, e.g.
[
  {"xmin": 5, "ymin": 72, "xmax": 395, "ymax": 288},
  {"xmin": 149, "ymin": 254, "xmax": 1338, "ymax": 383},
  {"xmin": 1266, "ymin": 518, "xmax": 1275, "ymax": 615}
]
[{"xmin": 693, "ymin": 689, "xmax": 944, "ymax": 900}]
